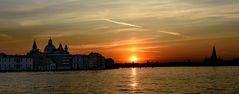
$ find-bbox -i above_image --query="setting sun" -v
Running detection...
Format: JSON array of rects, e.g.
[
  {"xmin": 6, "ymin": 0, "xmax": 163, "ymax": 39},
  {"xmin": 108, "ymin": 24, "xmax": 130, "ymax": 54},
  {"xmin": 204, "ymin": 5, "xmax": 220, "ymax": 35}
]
[{"xmin": 130, "ymin": 56, "xmax": 138, "ymax": 62}]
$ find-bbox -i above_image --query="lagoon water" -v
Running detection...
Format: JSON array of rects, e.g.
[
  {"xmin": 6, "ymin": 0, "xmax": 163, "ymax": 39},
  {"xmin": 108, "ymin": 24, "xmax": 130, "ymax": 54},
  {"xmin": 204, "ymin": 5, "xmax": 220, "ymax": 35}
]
[{"xmin": 0, "ymin": 67, "xmax": 238, "ymax": 94}]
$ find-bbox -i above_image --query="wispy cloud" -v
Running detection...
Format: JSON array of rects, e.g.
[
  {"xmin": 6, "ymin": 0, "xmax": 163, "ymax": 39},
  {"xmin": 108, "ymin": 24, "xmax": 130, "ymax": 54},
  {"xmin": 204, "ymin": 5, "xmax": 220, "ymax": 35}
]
[
  {"xmin": 0, "ymin": 33, "xmax": 11, "ymax": 40},
  {"xmin": 103, "ymin": 18, "xmax": 141, "ymax": 28},
  {"xmin": 106, "ymin": 28, "xmax": 146, "ymax": 33},
  {"xmin": 33, "ymin": 31, "xmax": 85, "ymax": 39},
  {"xmin": 102, "ymin": 19, "xmax": 182, "ymax": 36},
  {"xmin": 70, "ymin": 37, "xmax": 155, "ymax": 49},
  {"xmin": 0, "ymin": 34, "xmax": 9, "ymax": 37},
  {"xmin": 157, "ymin": 31, "xmax": 181, "ymax": 36}
]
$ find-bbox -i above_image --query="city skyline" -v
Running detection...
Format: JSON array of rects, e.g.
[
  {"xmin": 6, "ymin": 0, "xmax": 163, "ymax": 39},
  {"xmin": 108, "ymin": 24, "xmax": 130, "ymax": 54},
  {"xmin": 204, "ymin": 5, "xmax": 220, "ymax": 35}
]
[
  {"xmin": 0, "ymin": 0, "xmax": 239, "ymax": 63},
  {"xmin": 0, "ymin": 37, "xmax": 237, "ymax": 63}
]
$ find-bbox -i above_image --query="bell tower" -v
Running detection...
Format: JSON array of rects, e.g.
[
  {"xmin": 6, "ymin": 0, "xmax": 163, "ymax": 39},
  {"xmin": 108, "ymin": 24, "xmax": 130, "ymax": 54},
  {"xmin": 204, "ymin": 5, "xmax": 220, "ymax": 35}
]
[{"xmin": 211, "ymin": 46, "xmax": 218, "ymax": 60}]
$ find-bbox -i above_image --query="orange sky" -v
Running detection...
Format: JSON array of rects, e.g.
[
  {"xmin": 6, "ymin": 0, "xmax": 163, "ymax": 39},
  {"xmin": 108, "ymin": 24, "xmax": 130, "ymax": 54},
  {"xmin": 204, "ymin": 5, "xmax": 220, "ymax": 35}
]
[{"xmin": 0, "ymin": 0, "xmax": 239, "ymax": 63}]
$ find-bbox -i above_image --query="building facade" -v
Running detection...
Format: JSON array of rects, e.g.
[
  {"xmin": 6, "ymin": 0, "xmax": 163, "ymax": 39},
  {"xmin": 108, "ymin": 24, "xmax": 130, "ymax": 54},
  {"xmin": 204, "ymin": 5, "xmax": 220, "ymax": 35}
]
[
  {"xmin": 0, "ymin": 55, "xmax": 33, "ymax": 71},
  {"xmin": 72, "ymin": 52, "xmax": 110, "ymax": 70}
]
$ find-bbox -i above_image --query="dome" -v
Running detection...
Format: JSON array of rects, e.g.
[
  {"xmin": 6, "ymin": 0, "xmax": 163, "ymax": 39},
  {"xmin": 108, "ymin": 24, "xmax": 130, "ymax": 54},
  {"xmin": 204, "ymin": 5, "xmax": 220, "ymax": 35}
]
[
  {"xmin": 44, "ymin": 38, "xmax": 56, "ymax": 54},
  {"xmin": 44, "ymin": 44, "xmax": 56, "ymax": 54}
]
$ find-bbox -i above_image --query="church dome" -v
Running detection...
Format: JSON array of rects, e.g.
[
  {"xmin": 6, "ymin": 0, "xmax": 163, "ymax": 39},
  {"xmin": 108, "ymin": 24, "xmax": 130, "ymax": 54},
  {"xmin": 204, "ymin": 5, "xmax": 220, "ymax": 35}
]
[{"xmin": 44, "ymin": 38, "xmax": 56, "ymax": 54}]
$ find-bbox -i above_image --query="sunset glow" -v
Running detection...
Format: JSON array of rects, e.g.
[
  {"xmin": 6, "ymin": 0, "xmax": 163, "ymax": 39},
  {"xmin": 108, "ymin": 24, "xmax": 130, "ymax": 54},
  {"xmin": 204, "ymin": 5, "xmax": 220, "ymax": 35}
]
[
  {"xmin": 0, "ymin": 0, "xmax": 239, "ymax": 63},
  {"xmin": 130, "ymin": 56, "xmax": 138, "ymax": 63}
]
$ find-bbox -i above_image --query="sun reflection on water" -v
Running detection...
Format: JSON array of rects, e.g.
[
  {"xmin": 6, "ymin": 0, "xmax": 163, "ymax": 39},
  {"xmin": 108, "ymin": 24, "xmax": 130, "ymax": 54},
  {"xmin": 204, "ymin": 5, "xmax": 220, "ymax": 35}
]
[{"xmin": 130, "ymin": 68, "xmax": 138, "ymax": 89}]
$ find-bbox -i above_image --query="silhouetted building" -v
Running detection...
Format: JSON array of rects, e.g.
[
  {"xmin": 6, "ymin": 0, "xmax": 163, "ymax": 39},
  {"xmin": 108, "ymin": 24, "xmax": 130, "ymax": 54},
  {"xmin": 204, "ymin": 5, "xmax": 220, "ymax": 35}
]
[
  {"xmin": 42, "ymin": 38, "xmax": 71, "ymax": 69},
  {"xmin": 0, "ymin": 37, "xmax": 114, "ymax": 71},
  {"xmin": 0, "ymin": 53, "xmax": 6, "ymax": 57},
  {"xmin": 0, "ymin": 55, "xmax": 33, "ymax": 71},
  {"xmin": 72, "ymin": 52, "xmax": 107, "ymax": 70},
  {"xmin": 26, "ymin": 37, "xmax": 113, "ymax": 70},
  {"xmin": 27, "ymin": 40, "xmax": 42, "ymax": 56},
  {"xmin": 44, "ymin": 37, "xmax": 56, "ymax": 54},
  {"xmin": 211, "ymin": 46, "xmax": 218, "ymax": 60},
  {"xmin": 204, "ymin": 46, "xmax": 222, "ymax": 65},
  {"xmin": 104, "ymin": 58, "xmax": 115, "ymax": 68},
  {"xmin": 72, "ymin": 55, "xmax": 89, "ymax": 70}
]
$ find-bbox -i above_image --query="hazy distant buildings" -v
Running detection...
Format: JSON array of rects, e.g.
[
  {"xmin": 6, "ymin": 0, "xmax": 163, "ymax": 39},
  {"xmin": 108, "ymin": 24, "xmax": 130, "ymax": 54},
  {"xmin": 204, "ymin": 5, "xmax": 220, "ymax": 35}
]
[{"xmin": 204, "ymin": 46, "xmax": 222, "ymax": 64}]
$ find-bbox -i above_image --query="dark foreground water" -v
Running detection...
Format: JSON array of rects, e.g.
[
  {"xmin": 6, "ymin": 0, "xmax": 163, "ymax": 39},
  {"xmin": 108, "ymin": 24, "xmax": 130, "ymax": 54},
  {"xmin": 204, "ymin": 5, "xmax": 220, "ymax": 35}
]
[{"xmin": 0, "ymin": 67, "xmax": 238, "ymax": 94}]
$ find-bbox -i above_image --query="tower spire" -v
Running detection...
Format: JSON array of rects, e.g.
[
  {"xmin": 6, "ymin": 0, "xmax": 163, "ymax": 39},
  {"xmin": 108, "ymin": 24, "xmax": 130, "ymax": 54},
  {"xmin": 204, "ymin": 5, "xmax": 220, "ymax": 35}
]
[
  {"xmin": 211, "ymin": 46, "xmax": 217, "ymax": 60},
  {"xmin": 48, "ymin": 37, "xmax": 53, "ymax": 45},
  {"xmin": 65, "ymin": 44, "xmax": 68, "ymax": 52},
  {"xmin": 32, "ymin": 40, "xmax": 38, "ymax": 50},
  {"xmin": 58, "ymin": 43, "xmax": 63, "ymax": 51}
]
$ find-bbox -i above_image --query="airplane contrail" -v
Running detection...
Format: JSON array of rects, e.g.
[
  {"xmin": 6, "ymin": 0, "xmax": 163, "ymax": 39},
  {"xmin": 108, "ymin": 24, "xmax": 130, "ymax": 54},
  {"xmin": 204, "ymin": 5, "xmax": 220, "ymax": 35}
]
[
  {"xmin": 157, "ymin": 31, "xmax": 181, "ymax": 36},
  {"xmin": 103, "ymin": 18, "xmax": 141, "ymax": 28},
  {"xmin": 103, "ymin": 18, "xmax": 182, "ymax": 36}
]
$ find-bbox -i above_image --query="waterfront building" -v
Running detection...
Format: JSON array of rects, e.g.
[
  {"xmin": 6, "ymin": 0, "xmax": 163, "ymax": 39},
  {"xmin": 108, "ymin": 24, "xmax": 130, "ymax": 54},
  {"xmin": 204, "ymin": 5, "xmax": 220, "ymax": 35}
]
[
  {"xmin": 27, "ymin": 38, "xmax": 72, "ymax": 70},
  {"xmin": 0, "ymin": 37, "xmax": 114, "ymax": 71},
  {"xmin": 72, "ymin": 55, "xmax": 89, "ymax": 70},
  {"xmin": 104, "ymin": 58, "xmax": 115, "ymax": 68},
  {"xmin": 72, "ymin": 52, "xmax": 106, "ymax": 70},
  {"xmin": 0, "ymin": 55, "xmax": 33, "ymax": 71},
  {"xmin": 88, "ymin": 52, "xmax": 106, "ymax": 69},
  {"xmin": 43, "ymin": 38, "xmax": 71, "ymax": 69}
]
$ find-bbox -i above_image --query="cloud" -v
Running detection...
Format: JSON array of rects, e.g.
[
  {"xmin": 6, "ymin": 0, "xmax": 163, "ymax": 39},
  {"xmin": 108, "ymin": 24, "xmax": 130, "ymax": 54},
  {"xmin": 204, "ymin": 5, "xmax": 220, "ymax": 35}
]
[
  {"xmin": 70, "ymin": 37, "xmax": 155, "ymax": 49},
  {"xmin": 157, "ymin": 31, "xmax": 181, "ymax": 36},
  {"xmin": 0, "ymin": 33, "xmax": 12, "ymax": 41},
  {"xmin": 103, "ymin": 18, "xmax": 141, "ymax": 28},
  {"xmin": 33, "ymin": 31, "xmax": 86, "ymax": 39},
  {"xmin": 106, "ymin": 28, "xmax": 146, "ymax": 33},
  {"xmin": 0, "ymin": 34, "xmax": 9, "ymax": 37}
]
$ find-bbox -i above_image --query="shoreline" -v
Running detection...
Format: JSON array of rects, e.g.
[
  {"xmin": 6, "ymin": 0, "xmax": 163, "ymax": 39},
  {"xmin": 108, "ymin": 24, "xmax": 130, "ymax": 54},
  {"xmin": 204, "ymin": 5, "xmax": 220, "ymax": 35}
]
[{"xmin": 0, "ymin": 65, "xmax": 238, "ymax": 72}]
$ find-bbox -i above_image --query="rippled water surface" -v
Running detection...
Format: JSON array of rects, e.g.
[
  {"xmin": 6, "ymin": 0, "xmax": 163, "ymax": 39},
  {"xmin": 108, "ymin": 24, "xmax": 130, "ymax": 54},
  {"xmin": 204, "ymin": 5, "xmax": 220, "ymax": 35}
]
[{"xmin": 0, "ymin": 67, "xmax": 239, "ymax": 94}]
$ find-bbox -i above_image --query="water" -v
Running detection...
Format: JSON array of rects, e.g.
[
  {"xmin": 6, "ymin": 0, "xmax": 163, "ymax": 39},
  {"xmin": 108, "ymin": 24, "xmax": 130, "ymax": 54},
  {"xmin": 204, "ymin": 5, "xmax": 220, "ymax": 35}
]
[{"xmin": 0, "ymin": 67, "xmax": 238, "ymax": 94}]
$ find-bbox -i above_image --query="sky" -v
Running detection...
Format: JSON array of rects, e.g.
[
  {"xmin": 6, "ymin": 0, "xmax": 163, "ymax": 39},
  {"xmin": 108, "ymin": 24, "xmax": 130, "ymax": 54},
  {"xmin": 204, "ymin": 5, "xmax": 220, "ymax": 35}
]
[{"xmin": 0, "ymin": 0, "xmax": 239, "ymax": 63}]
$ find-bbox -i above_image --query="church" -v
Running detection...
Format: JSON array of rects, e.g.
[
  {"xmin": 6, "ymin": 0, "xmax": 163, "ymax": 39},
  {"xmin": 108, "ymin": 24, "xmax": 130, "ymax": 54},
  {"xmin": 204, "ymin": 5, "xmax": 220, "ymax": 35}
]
[
  {"xmin": 28, "ymin": 37, "xmax": 69, "ymax": 55},
  {"xmin": 44, "ymin": 38, "xmax": 69, "ymax": 54},
  {"xmin": 26, "ymin": 38, "xmax": 114, "ymax": 70},
  {"xmin": 204, "ymin": 46, "xmax": 222, "ymax": 65}
]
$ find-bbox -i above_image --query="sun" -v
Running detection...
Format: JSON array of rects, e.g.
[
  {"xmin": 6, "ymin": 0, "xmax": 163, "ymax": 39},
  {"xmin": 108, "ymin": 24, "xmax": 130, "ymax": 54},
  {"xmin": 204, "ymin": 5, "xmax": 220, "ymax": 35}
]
[{"xmin": 130, "ymin": 56, "xmax": 138, "ymax": 62}]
